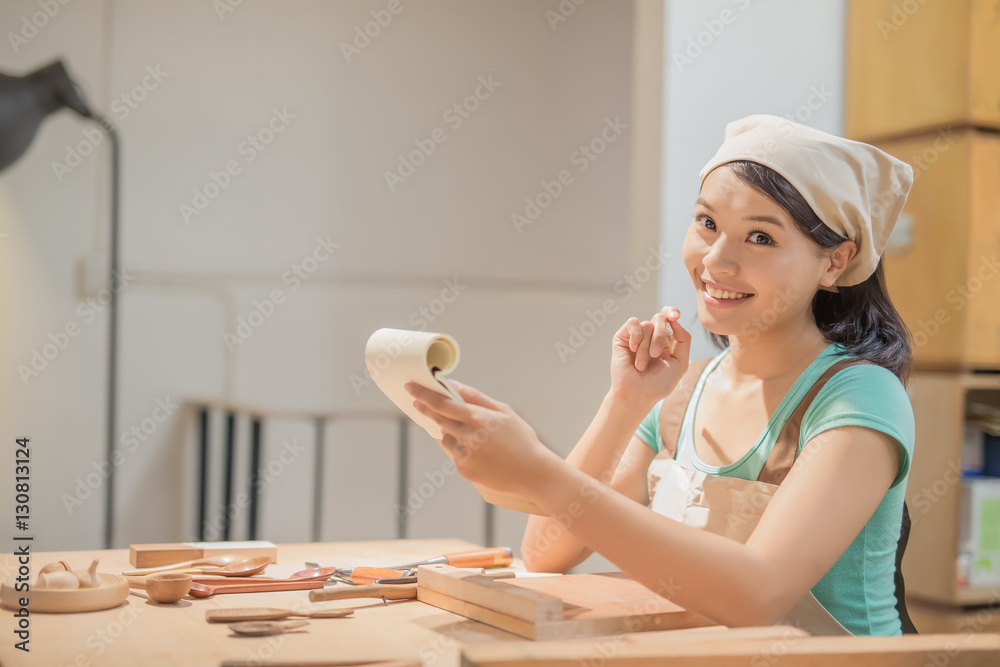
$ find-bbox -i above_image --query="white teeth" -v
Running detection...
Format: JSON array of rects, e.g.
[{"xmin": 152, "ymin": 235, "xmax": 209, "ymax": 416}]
[{"xmin": 706, "ymin": 285, "xmax": 750, "ymax": 300}]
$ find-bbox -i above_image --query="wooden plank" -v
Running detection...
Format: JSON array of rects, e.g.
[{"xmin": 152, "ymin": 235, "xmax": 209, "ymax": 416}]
[
  {"xmin": 417, "ymin": 564, "xmax": 564, "ymax": 624},
  {"xmin": 417, "ymin": 565, "xmax": 713, "ymax": 640},
  {"xmin": 417, "ymin": 587, "xmax": 542, "ymax": 639},
  {"xmin": 461, "ymin": 633, "xmax": 1000, "ymax": 667}
]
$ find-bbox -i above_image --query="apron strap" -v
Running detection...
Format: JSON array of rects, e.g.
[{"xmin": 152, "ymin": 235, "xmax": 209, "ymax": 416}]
[
  {"xmin": 658, "ymin": 358, "xmax": 712, "ymax": 458},
  {"xmin": 757, "ymin": 358, "xmax": 873, "ymax": 486}
]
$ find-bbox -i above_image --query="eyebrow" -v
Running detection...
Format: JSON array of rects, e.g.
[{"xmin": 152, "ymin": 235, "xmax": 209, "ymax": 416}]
[{"xmin": 695, "ymin": 198, "xmax": 785, "ymax": 230}]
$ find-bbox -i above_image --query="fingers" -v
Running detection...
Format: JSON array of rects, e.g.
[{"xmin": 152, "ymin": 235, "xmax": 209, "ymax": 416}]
[
  {"xmin": 413, "ymin": 400, "xmax": 466, "ymax": 434},
  {"xmin": 617, "ymin": 317, "xmax": 644, "ymax": 353},
  {"xmin": 648, "ymin": 308, "xmax": 675, "ymax": 358},
  {"xmin": 451, "ymin": 380, "xmax": 504, "ymax": 411},
  {"xmin": 405, "ymin": 382, "xmax": 470, "ymax": 421},
  {"xmin": 633, "ymin": 320, "xmax": 656, "ymax": 371},
  {"xmin": 619, "ymin": 307, "xmax": 687, "ymax": 370}
]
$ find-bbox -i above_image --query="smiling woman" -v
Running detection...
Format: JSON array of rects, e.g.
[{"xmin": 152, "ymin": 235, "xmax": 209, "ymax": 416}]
[{"xmin": 407, "ymin": 115, "xmax": 919, "ymax": 638}]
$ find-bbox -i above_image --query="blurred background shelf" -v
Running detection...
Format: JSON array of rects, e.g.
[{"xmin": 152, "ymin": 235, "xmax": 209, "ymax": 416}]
[{"xmin": 846, "ymin": 0, "xmax": 1000, "ymax": 142}]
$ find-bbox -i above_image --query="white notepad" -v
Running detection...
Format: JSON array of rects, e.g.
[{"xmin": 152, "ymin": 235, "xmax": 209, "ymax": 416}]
[{"xmin": 365, "ymin": 328, "xmax": 544, "ymax": 515}]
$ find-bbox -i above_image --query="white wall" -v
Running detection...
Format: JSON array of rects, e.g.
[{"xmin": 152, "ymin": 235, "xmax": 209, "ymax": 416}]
[
  {"xmin": 0, "ymin": 0, "xmax": 663, "ymax": 557},
  {"xmin": 660, "ymin": 0, "xmax": 846, "ymax": 358}
]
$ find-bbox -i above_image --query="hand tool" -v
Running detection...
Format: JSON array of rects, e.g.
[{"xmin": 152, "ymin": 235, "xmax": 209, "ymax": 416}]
[
  {"xmin": 388, "ymin": 546, "xmax": 513, "ymax": 570},
  {"xmin": 228, "ymin": 620, "xmax": 309, "ymax": 636},
  {"xmin": 206, "ymin": 607, "xmax": 354, "ymax": 622}
]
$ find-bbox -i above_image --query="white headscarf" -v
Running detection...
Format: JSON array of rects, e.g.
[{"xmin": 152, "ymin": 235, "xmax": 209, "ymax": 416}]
[{"xmin": 699, "ymin": 115, "xmax": 914, "ymax": 287}]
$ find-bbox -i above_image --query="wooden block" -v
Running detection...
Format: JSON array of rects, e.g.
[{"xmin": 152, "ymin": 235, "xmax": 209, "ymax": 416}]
[
  {"xmin": 876, "ymin": 129, "xmax": 1000, "ymax": 370},
  {"xmin": 129, "ymin": 540, "xmax": 278, "ymax": 567},
  {"xmin": 846, "ymin": 0, "xmax": 1000, "ymax": 141},
  {"xmin": 417, "ymin": 565, "xmax": 713, "ymax": 641},
  {"xmin": 418, "ymin": 564, "xmax": 564, "ymax": 624},
  {"xmin": 461, "ymin": 632, "xmax": 1000, "ymax": 666}
]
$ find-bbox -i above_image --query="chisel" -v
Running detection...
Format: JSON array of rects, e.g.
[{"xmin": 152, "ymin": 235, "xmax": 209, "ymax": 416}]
[{"xmin": 388, "ymin": 546, "xmax": 513, "ymax": 570}]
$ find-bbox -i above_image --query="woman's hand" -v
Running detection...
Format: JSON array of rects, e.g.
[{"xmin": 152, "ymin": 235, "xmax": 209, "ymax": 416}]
[
  {"xmin": 609, "ymin": 306, "xmax": 691, "ymax": 411},
  {"xmin": 406, "ymin": 380, "xmax": 561, "ymax": 499}
]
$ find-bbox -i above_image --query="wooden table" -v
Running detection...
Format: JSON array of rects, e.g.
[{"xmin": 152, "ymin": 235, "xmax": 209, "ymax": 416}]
[
  {"xmin": 3, "ymin": 538, "xmax": 999, "ymax": 667},
  {"xmin": 0, "ymin": 538, "xmax": 531, "ymax": 667}
]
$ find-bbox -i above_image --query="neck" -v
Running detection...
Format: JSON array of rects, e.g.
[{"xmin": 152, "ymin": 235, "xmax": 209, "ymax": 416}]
[{"xmin": 723, "ymin": 316, "xmax": 830, "ymax": 384}]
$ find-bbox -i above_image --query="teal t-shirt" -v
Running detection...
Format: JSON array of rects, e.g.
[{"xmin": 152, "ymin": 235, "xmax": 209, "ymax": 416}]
[{"xmin": 635, "ymin": 344, "xmax": 915, "ymax": 636}]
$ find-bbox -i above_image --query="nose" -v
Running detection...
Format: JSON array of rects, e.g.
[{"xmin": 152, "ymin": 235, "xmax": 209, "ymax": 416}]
[{"xmin": 702, "ymin": 233, "xmax": 739, "ymax": 277}]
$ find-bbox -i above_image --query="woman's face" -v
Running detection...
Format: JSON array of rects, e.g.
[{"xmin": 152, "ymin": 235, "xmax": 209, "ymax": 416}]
[{"xmin": 681, "ymin": 165, "xmax": 847, "ymax": 341}]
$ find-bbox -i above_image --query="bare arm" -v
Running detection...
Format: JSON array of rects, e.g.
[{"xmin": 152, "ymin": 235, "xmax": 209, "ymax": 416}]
[
  {"xmin": 521, "ymin": 396, "xmax": 657, "ymax": 572},
  {"xmin": 522, "ymin": 309, "xmax": 688, "ymax": 572},
  {"xmin": 524, "ymin": 425, "xmax": 901, "ymax": 626}
]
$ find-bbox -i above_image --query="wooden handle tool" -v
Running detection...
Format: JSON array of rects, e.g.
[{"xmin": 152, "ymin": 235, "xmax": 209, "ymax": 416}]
[
  {"xmin": 339, "ymin": 567, "xmax": 410, "ymax": 585},
  {"xmin": 390, "ymin": 546, "xmax": 513, "ymax": 570},
  {"xmin": 309, "ymin": 583, "xmax": 417, "ymax": 602},
  {"xmin": 206, "ymin": 607, "xmax": 354, "ymax": 622}
]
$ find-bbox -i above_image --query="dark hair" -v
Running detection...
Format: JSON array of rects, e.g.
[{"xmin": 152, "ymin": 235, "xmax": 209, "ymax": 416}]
[{"xmin": 707, "ymin": 160, "xmax": 912, "ymax": 383}]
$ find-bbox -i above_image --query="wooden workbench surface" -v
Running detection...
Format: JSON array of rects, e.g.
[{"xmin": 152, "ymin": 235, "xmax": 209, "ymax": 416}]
[
  {"xmin": 3, "ymin": 539, "xmax": 999, "ymax": 667},
  {"xmin": 0, "ymin": 538, "xmax": 528, "ymax": 667}
]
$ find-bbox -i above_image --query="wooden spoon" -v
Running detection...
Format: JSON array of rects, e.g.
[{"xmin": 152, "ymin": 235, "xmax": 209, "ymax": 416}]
[
  {"xmin": 206, "ymin": 607, "xmax": 353, "ymax": 622},
  {"xmin": 124, "ymin": 556, "xmax": 272, "ymax": 578},
  {"xmin": 123, "ymin": 554, "xmax": 248, "ymax": 575},
  {"xmin": 188, "ymin": 579, "xmax": 325, "ymax": 598},
  {"xmin": 287, "ymin": 566, "xmax": 340, "ymax": 581},
  {"xmin": 228, "ymin": 620, "xmax": 309, "ymax": 636}
]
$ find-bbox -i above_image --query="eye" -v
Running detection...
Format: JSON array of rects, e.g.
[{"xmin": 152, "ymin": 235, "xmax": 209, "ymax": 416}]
[
  {"xmin": 748, "ymin": 229, "xmax": 774, "ymax": 246},
  {"xmin": 695, "ymin": 214, "xmax": 716, "ymax": 231}
]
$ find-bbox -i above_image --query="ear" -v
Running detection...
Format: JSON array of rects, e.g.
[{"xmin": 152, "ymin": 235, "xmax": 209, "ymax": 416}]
[{"xmin": 819, "ymin": 241, "xmax": 857, "ymax": 287}]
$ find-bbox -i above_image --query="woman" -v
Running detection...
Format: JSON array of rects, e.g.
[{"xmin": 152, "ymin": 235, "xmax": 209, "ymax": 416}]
[{"xmin": 406, "ymin": 115, "xmax": 916, "ymax": 636}]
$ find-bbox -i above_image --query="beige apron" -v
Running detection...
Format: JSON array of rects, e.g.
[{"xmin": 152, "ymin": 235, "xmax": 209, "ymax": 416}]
[{"xmin": 645, "ymin": 357, "xmax": 869, "ymax": 636}]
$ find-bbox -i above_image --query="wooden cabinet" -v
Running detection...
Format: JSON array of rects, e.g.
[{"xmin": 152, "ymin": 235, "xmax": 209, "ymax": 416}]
[
  {"xmin": 905, "ymin": 372, "xmax": 1000, "ymax": 606},
  {"xmin": 876, "ymin": 129, "xmax": 1000, "ymax": 370},
  {"xmin": 846, "ymin": 0, "xmax": 1000, "ymax": 142}
]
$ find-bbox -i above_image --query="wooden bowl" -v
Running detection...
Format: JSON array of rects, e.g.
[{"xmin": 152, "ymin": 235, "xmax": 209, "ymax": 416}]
[
  {"xmin": 144, "ymin": 573, "xmax": 192, "ymax": 603},
  {"xmin": 1, "ymin": 574, "xmax": 129, "ymax": 613}
]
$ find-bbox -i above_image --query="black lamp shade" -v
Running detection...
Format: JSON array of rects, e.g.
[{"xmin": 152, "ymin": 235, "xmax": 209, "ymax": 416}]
[{"xmin": 0, "ymin": 60, "xmax": 94, "ymax": 172}]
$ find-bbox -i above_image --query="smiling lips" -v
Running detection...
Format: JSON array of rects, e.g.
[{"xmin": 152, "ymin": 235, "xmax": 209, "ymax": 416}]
[{"xmin": 702, "ymin": 280, "xmax": 754, "ymax": 301}]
